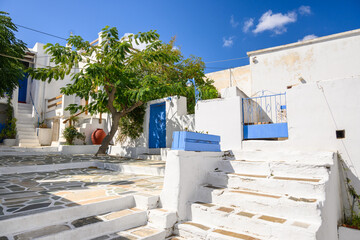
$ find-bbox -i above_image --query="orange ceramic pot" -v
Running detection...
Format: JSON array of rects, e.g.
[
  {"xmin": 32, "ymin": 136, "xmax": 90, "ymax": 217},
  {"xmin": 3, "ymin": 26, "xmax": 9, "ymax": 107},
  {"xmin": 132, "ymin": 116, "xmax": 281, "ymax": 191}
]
[{"xmin": 91, "ymin": 128, "xmax": 106, "ymax": 145}]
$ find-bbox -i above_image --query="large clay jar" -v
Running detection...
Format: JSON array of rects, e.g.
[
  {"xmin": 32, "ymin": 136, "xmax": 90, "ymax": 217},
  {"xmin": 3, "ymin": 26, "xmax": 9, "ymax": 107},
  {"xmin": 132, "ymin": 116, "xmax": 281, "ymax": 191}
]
[{"xmin": 91, "ymin": 128, "xmax": 106, "ymax": 145}]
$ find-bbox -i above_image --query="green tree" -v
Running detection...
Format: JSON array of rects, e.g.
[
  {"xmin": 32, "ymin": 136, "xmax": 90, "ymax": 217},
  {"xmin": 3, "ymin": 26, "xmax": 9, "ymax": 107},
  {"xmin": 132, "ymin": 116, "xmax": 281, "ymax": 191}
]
[
  {"xmin": 0, "ymin": 11, "xmax": 27, "ymax": 97},
  {"xmin": 28, "ymin": 26, "xmax": 217, "ymax": 155}
]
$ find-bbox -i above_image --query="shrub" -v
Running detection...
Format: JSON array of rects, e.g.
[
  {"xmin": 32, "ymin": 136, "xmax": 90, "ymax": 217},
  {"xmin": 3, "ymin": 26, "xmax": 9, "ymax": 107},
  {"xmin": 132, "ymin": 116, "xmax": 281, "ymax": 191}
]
[
  {"xmin": 63, "ymin": 126, "xmax": 85, "ymax": 145},
  {"xmin": 0, "ymin": 96, "xmax": 17, "ymax": 140}
]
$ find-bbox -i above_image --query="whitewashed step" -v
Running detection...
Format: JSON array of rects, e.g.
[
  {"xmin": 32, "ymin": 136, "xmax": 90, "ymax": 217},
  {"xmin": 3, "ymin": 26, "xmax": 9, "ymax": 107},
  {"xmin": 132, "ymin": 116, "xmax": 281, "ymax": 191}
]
[
  {"xmin": 17, "ymin": 127, "xmax": 36, "ymax": 132},
  {"xmin": 2, "ymin": 195, "xmax": 135, "ymax": 236},
  {"xmin": 18, "ymin": 143, "xmax": 40, "ymax": 147},
  {"xmin": 17, "ymin": 134, "xmax": 38, "ymax": 140},
  {"xmin": 191, "ymin": 202, "xmax": 319, "ymax": 240},
  {"xmin": 92, "ymin": 224, "xmax": 167, "ymax": 240},
  {"xmin": 37, "ymin": 209, "xmax": 147, "ymax": 240},
  {"xmin": 19, "ymin": 138, "xmax": 39, "ymax": 143},
  {"xmin": 17, "ymin": 113, "xmax": 33, "ymax": 118},
  {"xmin": 138, "ymin": 154, "xmax": 162, "ymax": 161},
  {"xmin": 17, "ymin": 123, "xmax": 35, "ymax": 129},
  {"xmin": 148, "ymin": 208, "xmax": 177, "ymax": 234},
  {"xmin": 17, "ymin": 131, "xmax": 37, "ymax": 137},
  {"xmin": 17, "ymin": 119, "xmax": 35, "ymax": 124},
  {"xmin": 197, "ymin": 185, "xmax": 321, "ymax": 223},
  {"xmin": 207, "ymin": 171, "xmax": 326, "ymax": 198},
  {"xmin": 175, "ymin": 221, "xmax": 264, "ymax": 240},
  {"xmin": 218, "ymin": 159, "xmax": 331, "ymax": 178}
]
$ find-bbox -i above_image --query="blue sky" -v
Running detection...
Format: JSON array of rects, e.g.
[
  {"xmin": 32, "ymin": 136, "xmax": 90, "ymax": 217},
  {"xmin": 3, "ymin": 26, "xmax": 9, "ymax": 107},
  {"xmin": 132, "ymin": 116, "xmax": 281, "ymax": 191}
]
[{"xmin": 1, "ymin": 0, "xmax": 360, "ymax": 73}]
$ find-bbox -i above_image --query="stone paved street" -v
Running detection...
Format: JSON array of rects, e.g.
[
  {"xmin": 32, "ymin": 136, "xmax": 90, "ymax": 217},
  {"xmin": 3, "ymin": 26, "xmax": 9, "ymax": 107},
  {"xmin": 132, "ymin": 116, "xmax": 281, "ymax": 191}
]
[
  {"xmin": 0, "ymin": 155, "xmax": 164, "ymax": 221},
  {"xmin": 0, "ymin": 154, "xmax": 165, "ymax": 167}
]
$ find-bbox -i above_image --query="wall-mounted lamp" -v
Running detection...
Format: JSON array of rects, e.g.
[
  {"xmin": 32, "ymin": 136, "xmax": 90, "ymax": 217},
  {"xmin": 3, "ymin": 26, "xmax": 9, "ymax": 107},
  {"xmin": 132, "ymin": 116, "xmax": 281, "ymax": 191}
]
[
  {"xmin": 252, "ymin": 56, "xmax": 258, "ymax": 64},
  {"xmin": 186, "ymin": 78, "xmax": 202, "ymax": 104}
]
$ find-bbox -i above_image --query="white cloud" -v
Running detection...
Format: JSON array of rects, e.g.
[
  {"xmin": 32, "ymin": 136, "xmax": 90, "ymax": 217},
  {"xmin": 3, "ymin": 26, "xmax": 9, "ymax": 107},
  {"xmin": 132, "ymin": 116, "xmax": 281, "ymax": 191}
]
[
  {"xmin": 243, "ymin": 18, "xmax": 254, "ymax": 33},
  {"xmin": 223, "ymin": 36, "xmax": 234, "ymax": 47},
  {"xmin": 299, "ymin": 5, "xmax": 311, "ymax": 15},
  {"xmin": 230, "ymin": 15, "xmax": 239, "ymax": 28},
  {"xmin": 253, "ymin": 10, "xmax": 297, "ymax": 35},
  {"xmin": 298, "ymin": 34, "xmax": 318, "ymax": 41}
]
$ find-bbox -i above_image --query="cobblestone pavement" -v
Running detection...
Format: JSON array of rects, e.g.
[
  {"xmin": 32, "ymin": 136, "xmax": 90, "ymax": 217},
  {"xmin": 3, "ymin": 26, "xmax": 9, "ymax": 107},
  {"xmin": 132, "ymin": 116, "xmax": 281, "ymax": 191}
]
[
  {"xmin": 0, "ymin": 165, "xmax": 164, "ymax": 220},
  {"xmin": 0, "ymin": 154, "xmax": 165, "ymax": 167}
]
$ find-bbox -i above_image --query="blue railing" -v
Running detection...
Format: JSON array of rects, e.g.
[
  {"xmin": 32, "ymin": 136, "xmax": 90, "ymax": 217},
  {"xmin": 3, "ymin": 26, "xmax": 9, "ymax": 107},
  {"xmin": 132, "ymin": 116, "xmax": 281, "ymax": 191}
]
[{"xmin": 242, "ymin": 92, "xmax": 287, "ymax": 125}]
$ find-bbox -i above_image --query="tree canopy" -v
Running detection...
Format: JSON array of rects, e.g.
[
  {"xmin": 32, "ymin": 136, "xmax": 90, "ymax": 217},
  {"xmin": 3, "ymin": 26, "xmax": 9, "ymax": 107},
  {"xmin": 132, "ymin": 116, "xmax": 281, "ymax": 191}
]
[
  {"xmin": 0, "ymin": 11, "xmax": 27, "ymax": 97},
  {"xmin": 28, "ymin": 26, "xmax": 218, "ymax": 155}
]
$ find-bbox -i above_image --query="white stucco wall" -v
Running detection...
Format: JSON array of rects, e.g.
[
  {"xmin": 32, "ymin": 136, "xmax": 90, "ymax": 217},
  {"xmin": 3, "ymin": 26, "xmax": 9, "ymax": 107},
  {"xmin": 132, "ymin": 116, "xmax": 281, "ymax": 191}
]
[
  {"xmin": 160, "ymin": 150, "xmax": 223, "ymax": 220},
  {"xmin": 206, "ymin": 65, "xmax": 252, "ymax": 96},
  {"xmin": 195, "ymin": 90, "xmax": 244, "ymax": 151},
  {"xmin": 285, "ymin": 77, "xmax": 360, "ymax": 210},
  {"xmin": 248, "ymin": 29, "xmax": 360, "ymax": 96}
]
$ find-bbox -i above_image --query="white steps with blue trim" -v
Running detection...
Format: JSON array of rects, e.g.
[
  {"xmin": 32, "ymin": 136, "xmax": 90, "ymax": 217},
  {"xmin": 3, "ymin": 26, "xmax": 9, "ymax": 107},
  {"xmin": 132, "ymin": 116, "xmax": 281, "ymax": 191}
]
[{"xmin": 16, "ymin": 103, "xmax": 40, "ymax": 147}]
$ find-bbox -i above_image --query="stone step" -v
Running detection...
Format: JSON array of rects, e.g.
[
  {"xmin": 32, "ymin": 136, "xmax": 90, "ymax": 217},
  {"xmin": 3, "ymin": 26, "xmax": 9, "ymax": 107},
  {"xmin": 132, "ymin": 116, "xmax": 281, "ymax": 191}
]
[
  {"xmin": 1, "ymin": 195, "xmax": 135, "ymax": 236},
  {"xmin": 91, "ymin": 224, "xmax": 167, "ymax": 240},
  {"xmin": 17, "ymin": 130, "xmax": 36, "ymax": 135},
  {"xmin": 175, "ymin": 221, "xmax": 264, "ymax": 240},
  {"xmin": 17, "ymin": 127, "xmax": 36, "ymax": 132},
  {"xmin": 148, "ymin": 208, "xmax": 177, "ymax": 237},
  {"xmin": 18, "ymin": 143, "xmax": 41, "ymax": 148},
  {"xmin": 17, "ymin": 113, "xmax": 33, "ymax": 118},
  {"xmin": 17, "ymin": 123, "xmax": 36, "ymax": 129},
  {"xmin": 17, "ymin": 119, "xmax": 35, "ymax": 125},
  {"xmin": 17, "ymin": 134, "xmax": 38, "ymax": 140},
  {"xmin": 13, "ymin": 208, "xmax": 147, "ymax": 240},
  {"xmin": 191, "ymin": 202, "xmax": 319, "ymax": 240},
  {"xmin": 197, "ymin": 185, "xmax": 321, "ymax": 223},
  {"xmin": 138, "ymin": 154, "xmax": 162, "ymax": 161},
  {"xmin": 19, "ymin": 138, "xmax": 40, "ymax": 144},
  {"xmin": 217, "ymin": 158, "xmax": 331, "ymax": 178},
  {"xmin": 207, "ymin": 171, "xmax": 326, "ymax": 198}
]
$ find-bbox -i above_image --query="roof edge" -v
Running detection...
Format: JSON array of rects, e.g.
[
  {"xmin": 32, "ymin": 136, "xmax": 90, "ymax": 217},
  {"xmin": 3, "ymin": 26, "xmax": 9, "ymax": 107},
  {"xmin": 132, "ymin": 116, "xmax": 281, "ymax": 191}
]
[{"xmin": 247, "ymin": 28, "xmax": 360, "ymax": 56}]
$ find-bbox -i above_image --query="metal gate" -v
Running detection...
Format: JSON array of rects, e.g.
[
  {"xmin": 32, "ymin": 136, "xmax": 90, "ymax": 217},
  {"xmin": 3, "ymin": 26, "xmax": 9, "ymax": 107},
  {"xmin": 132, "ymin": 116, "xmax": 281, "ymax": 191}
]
[{"xmin": 242, "ymin": 93, "xmax": 288, "ymax": 139}]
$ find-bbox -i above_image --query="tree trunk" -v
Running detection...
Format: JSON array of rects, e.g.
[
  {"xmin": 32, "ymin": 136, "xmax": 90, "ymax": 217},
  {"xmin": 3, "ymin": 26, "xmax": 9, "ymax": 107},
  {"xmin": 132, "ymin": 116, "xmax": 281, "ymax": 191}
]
[{"xmin": 95, "ymin": 113, "xmax": 121, "ymax": 156}]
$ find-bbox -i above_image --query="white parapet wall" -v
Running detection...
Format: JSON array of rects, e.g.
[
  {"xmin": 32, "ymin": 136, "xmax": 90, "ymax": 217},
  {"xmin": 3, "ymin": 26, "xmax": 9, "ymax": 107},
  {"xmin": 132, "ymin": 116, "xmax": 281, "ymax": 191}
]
[
  {"xmin": 160, "ymin": 150, "xmax": 223, "ymax": 221},
  {"xmin": 195, "ymin": 87, "xmax": 246, "ymax": 151}
]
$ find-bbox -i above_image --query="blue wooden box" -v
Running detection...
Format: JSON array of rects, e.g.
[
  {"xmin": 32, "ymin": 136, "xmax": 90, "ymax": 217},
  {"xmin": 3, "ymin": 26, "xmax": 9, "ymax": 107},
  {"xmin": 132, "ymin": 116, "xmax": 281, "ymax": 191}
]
[{"xmin": 171, "ymin": 131, "xmax": 221, "ymax": 152}]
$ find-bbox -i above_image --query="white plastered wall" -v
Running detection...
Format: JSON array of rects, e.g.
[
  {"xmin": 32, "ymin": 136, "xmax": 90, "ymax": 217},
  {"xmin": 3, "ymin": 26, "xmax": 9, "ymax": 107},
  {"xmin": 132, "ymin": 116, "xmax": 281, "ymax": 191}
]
[
  {"xmin": 248, "ymin": 29, "xmax": 360, "ymax": 96},
  {"xmin": 205, "ymin": 65, "xmax": 252, "ymax": 96},
  {"xmin": 195, "ymin": 87, "xmax": 246, "ymax": 151}
]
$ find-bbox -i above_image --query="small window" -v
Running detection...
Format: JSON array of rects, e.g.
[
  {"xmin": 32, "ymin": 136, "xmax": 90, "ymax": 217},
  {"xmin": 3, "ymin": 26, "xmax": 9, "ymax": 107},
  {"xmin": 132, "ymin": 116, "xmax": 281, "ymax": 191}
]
[{"xmin": 336, "ymin": 130, "xmax": 345, "ymax": 139}]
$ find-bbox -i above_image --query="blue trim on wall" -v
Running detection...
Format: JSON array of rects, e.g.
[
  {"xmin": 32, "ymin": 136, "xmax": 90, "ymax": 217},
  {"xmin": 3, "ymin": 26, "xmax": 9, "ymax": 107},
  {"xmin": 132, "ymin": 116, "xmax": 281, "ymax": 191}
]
[
  {"xmin": 243, "ymin": 123, "xmax": 288, "ymax": 139},
  {"xmin": 171, "ymin": 131, "xmax": 221, "ymax": 152},
  {"xmin": 149, "ymin": 102, "xmax": 166, "ymax": 148}
]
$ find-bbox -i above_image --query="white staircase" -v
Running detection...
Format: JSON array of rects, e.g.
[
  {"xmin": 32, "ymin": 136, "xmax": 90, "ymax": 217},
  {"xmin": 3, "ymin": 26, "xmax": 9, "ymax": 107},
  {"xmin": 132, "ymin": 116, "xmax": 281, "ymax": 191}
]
[
  {"xmin": 2, "ymin": 194, "xmax": 175, "ymax": 240},
  {"xmin": 16, "ymin": 103, "xmax": 40, "ymax": 147},
  {"xmin": 176, "ymin": 150, "xmax": 336, "ymax": 240}
]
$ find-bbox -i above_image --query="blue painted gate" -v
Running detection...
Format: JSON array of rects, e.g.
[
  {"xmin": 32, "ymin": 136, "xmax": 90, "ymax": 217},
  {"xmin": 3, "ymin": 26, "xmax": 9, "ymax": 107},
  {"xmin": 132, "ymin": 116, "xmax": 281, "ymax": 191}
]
[
  {"xmin": 149, "ymin": 102, "xmax": 166, "ymax": 148},
  {"xmin": 18, "ymin": 73, "xmax": 28, "ymax": 103},
  {"xmin": 242, "ymin": 93, "xmax": 288, "ymax": 139}
]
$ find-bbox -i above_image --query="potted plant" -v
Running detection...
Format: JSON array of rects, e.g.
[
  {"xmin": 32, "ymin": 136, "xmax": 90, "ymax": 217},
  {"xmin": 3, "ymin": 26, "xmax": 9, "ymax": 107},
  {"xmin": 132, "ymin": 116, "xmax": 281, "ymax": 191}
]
[
  {"xmin": 37, "ymin": 120, "xmax": 52, "ymax": 146},
  {"xmin": 63, "ymin": 125, "xmax": 85, "ymax": 145},
  {"xmin": 0, "ymin": 96, "xmax": 17, "ymax": 146},
  {"xmin": 171, "ymin": 130, "xmax": 221, "ymax": 152}
]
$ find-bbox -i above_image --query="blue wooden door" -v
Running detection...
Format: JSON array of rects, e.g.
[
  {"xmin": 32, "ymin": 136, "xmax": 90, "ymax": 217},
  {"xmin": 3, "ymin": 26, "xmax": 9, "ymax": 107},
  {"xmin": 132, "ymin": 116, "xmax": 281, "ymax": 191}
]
[
  {"xmin": 149, "ymin": 102, "xmax": 166, "ymax": 148},
  {"xmin": 18, "ymin": 73, "xmax": 28, "ymax": 103}
]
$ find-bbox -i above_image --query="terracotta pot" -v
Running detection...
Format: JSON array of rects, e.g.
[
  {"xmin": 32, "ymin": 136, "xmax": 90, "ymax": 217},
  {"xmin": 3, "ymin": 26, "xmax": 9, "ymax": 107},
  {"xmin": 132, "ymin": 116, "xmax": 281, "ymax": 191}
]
[{"xmin": 91, "ymin": 128, "xmax": 106, "ymax": 145}]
